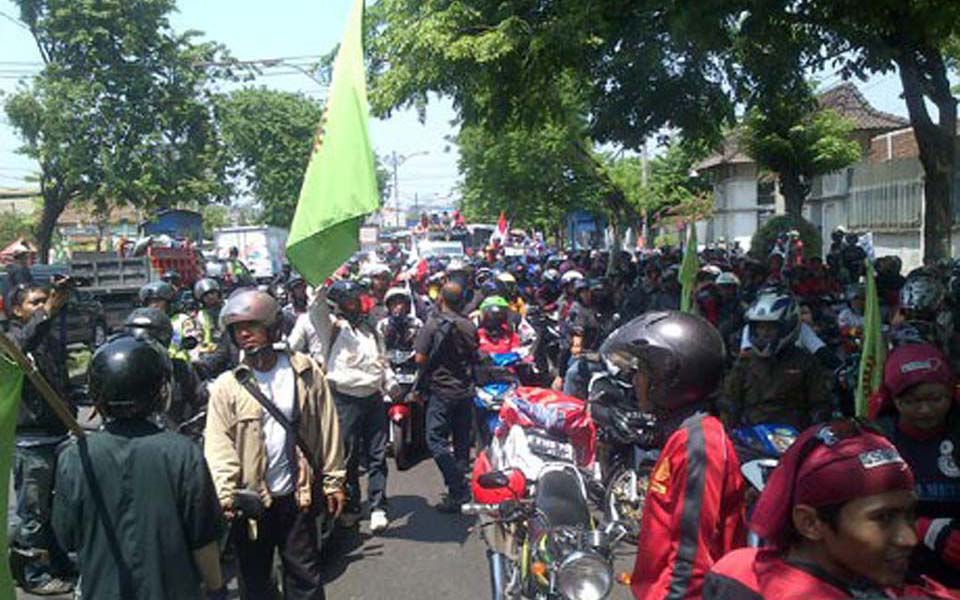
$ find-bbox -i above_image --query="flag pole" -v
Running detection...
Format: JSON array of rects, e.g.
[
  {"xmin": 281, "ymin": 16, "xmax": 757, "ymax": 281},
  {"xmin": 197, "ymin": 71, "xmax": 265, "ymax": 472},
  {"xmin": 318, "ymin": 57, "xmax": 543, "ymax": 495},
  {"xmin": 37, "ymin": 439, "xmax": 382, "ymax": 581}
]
[{"xmin": 0, "ymin": 335, "xmax": 85, "ymax": 437}]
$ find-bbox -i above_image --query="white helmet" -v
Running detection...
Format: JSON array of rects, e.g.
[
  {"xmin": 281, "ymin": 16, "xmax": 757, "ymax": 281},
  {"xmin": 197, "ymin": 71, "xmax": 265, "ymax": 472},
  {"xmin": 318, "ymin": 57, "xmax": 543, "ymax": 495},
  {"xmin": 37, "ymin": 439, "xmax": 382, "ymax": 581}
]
[
  {"xmin": 715, "ymin": 272, "xmax": 741, "ymax": 287},
  {"xmin": 384, "ymin": 287, "xmax": 412, "ymax": 306},
  {"xmin": 560, "ymin": 270, "xmax": 584, "ymax": 284},
  {"xmin": 745, "ymin": 289, "xmax": 800, "ymax": 357},
  {"xmin": 360, "ymin": 262, "xmax": 391, "ymax": 278}
]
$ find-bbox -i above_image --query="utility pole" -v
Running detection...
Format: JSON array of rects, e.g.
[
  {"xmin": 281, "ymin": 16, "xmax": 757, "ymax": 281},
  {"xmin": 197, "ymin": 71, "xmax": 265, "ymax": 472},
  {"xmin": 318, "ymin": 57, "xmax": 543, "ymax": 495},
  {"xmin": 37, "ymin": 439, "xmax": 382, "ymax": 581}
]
[
  {"xmin": 641, "ymin": 141, "xmax": 650, "ymax": 249},
  {"xmin": 386, "ymin": 150, "xmax": 429, "ymax": 228}
]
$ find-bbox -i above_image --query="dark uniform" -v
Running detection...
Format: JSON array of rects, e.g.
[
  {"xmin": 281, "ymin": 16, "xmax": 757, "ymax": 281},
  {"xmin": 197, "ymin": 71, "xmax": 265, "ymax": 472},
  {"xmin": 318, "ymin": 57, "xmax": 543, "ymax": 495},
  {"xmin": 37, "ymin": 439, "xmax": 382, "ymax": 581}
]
[
  {"xmin": 52, "ymin": 420, "xmax": 223, "ymax": 600},
  {"xmin": 722, "ymin": 345, "xmax": 831, "ymax": 431}
]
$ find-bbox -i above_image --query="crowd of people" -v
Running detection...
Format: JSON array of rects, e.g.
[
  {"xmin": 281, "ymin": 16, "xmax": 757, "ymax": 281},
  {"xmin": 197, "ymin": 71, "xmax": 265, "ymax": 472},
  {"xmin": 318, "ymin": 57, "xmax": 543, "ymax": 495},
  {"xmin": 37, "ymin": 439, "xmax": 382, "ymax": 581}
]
[{"xmin": 3, "ymin": 225, "xmax": 959, "ymax": 599}]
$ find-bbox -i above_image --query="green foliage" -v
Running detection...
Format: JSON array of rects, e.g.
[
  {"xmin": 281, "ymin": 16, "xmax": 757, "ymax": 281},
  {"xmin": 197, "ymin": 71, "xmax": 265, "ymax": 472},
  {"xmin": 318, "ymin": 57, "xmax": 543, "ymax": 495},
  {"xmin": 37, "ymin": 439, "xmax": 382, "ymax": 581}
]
[
  {"xmin": 750, "ymin": 215, "xmax": 823, "ymax": 260},
  {"xmin": 197, "ymin": 204, "xmax": 229, "ymax": 239},
  {"xmin": 741, "ymin": 104, "xmax": 861, "ymax": 217},
  {"xmin": 0, "ymin": 211, "xmax": 37, "ymax": 250},
  {"xmin": 216, "ymin": 87, "xmax": 323, "ymax": 227},
  {"xmin": 4, "ymin": 0, "xmax": 233, "ymax": 261},
  {"xmin": 367, "ymin": 1, "xmax": 735, "ymax": 149}
]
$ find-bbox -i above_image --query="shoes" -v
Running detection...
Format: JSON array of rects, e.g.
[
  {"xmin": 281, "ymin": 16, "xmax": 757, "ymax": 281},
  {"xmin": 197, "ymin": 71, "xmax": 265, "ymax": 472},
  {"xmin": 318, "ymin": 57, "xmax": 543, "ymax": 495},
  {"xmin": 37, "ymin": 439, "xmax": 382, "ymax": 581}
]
[
  {"xmin": 26, "ymin": 577, "xmax": 74, "ymax": 596},
  {"xmin": 435, "ymin": 493, "xmax": 468, "ymax": 514},
  {"xmin": 370, "ymin": 509, "xmax": 389, "ymax": 533}
]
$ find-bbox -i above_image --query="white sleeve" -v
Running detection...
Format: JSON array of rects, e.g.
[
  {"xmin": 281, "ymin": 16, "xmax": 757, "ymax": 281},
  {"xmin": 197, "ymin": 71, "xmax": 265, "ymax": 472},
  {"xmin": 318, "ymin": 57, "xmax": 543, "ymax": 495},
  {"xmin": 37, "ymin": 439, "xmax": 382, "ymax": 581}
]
[
  {"xmin": 798, "ymin": 322, "xmax": 826, "ymax": 354},
  {"xmin": 740, "ymin": 325, "xmax": 751, "ymax": 351}
]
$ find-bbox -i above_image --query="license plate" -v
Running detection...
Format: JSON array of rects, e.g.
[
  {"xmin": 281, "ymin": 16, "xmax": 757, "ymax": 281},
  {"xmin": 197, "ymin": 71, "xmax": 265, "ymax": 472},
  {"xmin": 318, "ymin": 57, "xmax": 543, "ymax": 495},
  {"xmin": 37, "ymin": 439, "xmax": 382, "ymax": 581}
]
[
  {"xmin": 526, "ymin": 433, "xmax": 576, "ymax": 462},
  {"xmin": 396, "ymin": 373, "xmax": 417, "ymax": 384}
]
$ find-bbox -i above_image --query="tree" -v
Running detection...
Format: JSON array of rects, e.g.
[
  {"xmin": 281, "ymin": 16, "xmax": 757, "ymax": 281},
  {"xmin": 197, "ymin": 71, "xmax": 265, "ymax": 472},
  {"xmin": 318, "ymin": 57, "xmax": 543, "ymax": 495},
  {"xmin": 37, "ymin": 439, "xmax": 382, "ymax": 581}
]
[
  {"xmin": 218, "ymin": 87, "xmax": 392, "ymax": 227},
  {"xmin": 4, "ymin": 0, "xmax": 232, "ymax": 262},
  {"xmin": 741, "ymin": 106, "xmax": 861, "ymax": 218},
  {"xmin": 216, "ymin": 87, "xmax": 324, "ymax": 227},
  {"xmin": 367, "ymin": 1, "xmax": 736, "ymax": 154},
  {"xmin": 0, "ymin": 211, "xmax": 37, "ymax": 250},
  {"xmin": 795, "ymin": 1, "xmax": 960, "ymax": 261}
]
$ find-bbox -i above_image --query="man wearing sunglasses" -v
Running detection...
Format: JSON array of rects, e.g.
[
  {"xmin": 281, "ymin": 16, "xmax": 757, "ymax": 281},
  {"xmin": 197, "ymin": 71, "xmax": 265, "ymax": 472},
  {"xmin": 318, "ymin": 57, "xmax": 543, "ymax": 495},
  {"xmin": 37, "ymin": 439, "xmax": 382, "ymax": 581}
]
[{"xmin": 704, "ymin": 420, "xmax": 959, "ymax": 599}]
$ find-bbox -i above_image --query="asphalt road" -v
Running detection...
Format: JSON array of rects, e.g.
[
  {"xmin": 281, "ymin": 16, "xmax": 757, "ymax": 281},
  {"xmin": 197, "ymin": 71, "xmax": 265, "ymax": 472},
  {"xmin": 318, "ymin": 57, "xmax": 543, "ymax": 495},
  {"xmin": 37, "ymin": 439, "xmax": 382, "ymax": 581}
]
[{"xmin": 16, "ymin": 449, "xmax": 636, "ymax": 599}]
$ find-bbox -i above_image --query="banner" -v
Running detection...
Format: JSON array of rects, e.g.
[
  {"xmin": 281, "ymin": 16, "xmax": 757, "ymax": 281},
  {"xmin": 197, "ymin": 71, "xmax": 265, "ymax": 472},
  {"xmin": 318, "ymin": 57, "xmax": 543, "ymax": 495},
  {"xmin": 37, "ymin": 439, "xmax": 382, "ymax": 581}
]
[
  {"xmin": 286, "ymin": 0, "xmax": 380, "ymax": 285},
  {"xmin": 0, "ymin": 355, "xmax": 23, "ymax": 598},
  {"xmin": 855, "ymin": 259, "xmax": 886, "ymax": 417},
  {"xmin": 679, "ymin": 225, "xmax": 699, "ymax": 313}
]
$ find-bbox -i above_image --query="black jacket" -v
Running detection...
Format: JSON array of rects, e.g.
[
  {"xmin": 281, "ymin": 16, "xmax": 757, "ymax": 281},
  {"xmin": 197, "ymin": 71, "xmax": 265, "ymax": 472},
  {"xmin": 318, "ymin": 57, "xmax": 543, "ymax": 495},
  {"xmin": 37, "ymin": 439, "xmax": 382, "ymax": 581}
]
[{"xmin": 7, "ymin": 309, "xmax": 73, "ymax": 437}]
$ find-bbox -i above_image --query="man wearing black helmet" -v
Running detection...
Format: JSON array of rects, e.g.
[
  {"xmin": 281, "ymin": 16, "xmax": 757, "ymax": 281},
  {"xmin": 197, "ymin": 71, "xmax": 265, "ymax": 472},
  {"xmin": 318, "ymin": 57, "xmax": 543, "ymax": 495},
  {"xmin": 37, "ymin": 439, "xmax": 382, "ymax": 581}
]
[
  {"xmin": 598, "ymin": 311, "xmax": 747, "ymax": 600},
  {"xmin": 124, "ymin": 307, "xmax": 206, "ymax": 427},
  {"xmin": 52, "ymin": 334, "xmax": 227, "ymax": 600},
  {"xmin": 205, "ymin": 289, "xmax": 346, "ymax": 599},
  {"xmin": 5, "ymin": 280, "xmax": 75, "ymax": 595}
]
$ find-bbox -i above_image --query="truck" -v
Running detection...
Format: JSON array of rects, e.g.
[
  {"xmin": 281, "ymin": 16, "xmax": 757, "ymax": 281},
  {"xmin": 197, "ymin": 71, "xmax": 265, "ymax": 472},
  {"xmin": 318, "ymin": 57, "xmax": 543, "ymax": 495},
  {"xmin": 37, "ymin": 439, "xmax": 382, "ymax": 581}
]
[{"xmin": 213, "ymin": 226, "xmax": 288, "ymax": 281}]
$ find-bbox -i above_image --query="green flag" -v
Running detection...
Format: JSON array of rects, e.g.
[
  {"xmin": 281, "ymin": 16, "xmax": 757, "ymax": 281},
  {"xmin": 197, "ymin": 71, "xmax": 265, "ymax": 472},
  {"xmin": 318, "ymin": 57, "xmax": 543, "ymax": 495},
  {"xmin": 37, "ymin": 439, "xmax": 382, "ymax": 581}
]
[
  {"xmin": 855, "ymin": 259, "xmax": 886, "ymax": 417},
  {"xmin": 0, "ymin": 355, "xmax": 23, "ymax": 598},
  {"xmin": 286, "ymin": 0, "xmax": 380, "ymax": 285},
  {"xmin": 679, "ymin": 225, "xmax": 699, "ymax": 313}
]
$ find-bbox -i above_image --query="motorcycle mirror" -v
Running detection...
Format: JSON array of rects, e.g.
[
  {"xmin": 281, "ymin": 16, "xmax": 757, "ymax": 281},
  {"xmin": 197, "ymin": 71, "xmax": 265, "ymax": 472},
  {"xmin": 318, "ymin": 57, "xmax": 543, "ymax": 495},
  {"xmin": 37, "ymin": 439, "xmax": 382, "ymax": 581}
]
[
  {"xmin": 740, "ymin": 458, "xmax": 779, "ymax": 492},
  {"xmin": 477, "ymin": 471, "xmax": 511, "ymax": 489},
  {"xmin": 182, "ymin": 336, "xmax": 199, "ymax": 350}
]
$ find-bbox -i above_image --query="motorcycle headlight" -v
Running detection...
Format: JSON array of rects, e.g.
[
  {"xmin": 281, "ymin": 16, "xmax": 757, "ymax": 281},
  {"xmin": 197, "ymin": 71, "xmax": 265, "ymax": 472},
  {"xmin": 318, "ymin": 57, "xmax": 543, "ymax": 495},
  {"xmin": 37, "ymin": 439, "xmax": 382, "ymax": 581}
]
[{"xmin": 556, "ymin": 551, "xmax": 612, "ymax": 600}]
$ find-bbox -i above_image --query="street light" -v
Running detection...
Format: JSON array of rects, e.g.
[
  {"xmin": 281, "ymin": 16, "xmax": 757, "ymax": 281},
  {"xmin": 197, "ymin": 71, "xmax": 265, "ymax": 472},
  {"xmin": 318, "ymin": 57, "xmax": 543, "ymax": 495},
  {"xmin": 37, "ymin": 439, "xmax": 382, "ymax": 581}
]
[{"xmin": 386, "ymin": 150, "xmax": 429, "ymax": 227}]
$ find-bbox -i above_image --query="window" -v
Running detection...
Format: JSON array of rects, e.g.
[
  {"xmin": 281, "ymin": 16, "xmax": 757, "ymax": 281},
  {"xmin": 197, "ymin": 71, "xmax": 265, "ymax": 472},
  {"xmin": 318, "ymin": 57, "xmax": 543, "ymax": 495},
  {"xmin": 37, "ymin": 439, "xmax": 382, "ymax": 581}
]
[{"xmin": 757, "ymin": 180, "xmax": 775, "ymax": 206}]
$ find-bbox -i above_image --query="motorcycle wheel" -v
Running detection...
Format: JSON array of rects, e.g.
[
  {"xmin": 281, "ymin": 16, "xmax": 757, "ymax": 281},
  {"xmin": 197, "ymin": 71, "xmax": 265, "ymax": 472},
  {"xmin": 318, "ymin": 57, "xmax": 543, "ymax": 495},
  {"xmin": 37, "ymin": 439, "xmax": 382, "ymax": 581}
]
[
  {"xmin": 393, "ymin": 419, "xmax": 413, "ymax": 471},
  {"xmin": 604, "ymin": 464, "xmax": 650, "ymax": 542}
]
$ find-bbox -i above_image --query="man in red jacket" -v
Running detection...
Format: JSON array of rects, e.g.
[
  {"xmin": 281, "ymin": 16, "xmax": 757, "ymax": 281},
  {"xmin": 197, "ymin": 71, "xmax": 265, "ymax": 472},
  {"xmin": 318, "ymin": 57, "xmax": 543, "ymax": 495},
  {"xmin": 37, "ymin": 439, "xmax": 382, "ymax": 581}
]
[
  {"xmin": 598, "ymin": 311, "xmax": 747, "ymax": 600},
  {"xmin": 704, "ymin": 420, "xmax": 959, "ymax": 600}
]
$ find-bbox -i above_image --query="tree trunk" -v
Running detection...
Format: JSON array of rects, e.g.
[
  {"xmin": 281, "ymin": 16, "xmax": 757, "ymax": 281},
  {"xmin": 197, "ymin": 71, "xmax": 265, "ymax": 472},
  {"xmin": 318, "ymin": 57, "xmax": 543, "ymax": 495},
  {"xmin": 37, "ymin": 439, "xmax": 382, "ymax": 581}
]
[
  {"xmin": 35, "ymin": 194, "xmax": 68, "ymax": 264},
  {"xmin": 779, "ymin": 171, "xmax": 806, "ymax": 219},
  {"xmin": 896, "ymin": 50, "xmax": 956, "ymax": 264}
]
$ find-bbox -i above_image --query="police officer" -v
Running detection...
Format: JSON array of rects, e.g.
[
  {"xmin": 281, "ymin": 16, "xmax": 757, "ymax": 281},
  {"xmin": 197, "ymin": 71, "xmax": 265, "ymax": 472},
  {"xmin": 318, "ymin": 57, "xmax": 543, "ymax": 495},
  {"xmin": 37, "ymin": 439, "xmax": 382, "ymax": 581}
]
[
  {"xmin": 193, "ymin": 278, "xmax": 224, "ymax": 355},
  {"xmin": 52, "ymin": 334, "xmax": 226, "ymax": 600}
]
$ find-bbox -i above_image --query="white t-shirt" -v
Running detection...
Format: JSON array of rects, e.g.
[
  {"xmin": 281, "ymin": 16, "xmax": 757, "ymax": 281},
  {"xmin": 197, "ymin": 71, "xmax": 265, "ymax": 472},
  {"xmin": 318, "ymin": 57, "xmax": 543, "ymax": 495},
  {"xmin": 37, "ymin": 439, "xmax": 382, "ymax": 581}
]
[{"xmin": 252, "ymin": 354, "xmax": 297, "ymax": 495}]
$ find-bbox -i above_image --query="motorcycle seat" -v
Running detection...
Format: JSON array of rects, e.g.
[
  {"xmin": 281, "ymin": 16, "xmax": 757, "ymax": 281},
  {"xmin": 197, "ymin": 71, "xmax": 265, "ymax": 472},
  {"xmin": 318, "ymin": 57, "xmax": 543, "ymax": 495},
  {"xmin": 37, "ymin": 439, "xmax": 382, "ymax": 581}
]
[{"xmin": 535, "ymin": 467, "xmax": 591, "ymax": 529}]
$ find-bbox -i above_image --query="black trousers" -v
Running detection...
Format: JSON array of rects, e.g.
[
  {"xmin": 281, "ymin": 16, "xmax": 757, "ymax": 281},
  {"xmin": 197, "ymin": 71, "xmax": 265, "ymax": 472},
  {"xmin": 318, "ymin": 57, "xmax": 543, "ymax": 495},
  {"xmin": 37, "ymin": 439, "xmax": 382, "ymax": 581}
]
[
  {"xmin": 333, "ymin": 390, "xmax": 388, "ymax": 513},
  {"xmin": 236, "ymin": 494, "xmax": 324, "ymax": 600}
]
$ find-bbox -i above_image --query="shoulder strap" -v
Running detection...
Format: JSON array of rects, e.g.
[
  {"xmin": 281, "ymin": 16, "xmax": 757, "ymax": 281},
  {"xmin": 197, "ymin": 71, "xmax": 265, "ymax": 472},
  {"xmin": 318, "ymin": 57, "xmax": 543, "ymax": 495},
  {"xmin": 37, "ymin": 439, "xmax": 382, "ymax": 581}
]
[{"xmin": 233, "ymin": 367, "xmax": 319, "ymax": 475}]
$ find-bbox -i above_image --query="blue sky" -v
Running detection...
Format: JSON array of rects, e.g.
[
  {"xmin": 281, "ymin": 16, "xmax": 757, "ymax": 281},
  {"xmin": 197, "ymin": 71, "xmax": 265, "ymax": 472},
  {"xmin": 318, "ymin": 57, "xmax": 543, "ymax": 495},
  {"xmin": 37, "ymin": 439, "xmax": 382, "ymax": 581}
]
[{"xmin": 0, "ymin": 0, "xmax": 922, "ymax": 211}]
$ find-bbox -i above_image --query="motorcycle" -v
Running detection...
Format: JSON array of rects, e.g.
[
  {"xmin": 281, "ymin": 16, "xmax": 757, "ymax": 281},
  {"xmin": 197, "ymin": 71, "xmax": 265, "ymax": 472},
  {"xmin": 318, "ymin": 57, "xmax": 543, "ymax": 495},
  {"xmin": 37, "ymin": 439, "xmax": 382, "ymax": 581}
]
[
  {"xmin": 386, "ymin": 347, "xmax": 426, "ymax": 470},
  {"xmin": 465, "ymin": 389, "xmax": 618, "ymax": 600},
  {"xmin": 526, "ymin": 307, "xmax": 561, "ymax": 382},
  {"xmin": 473, "ymin": 352, "xmax": 537, "ymax": 451},
  {"xmin": 732, "ymin": 424, "xmax": 799, "ymax": 546},
  {"xmin": 587, "ymin": 374, "xmax": 659, "ymax": 540}
]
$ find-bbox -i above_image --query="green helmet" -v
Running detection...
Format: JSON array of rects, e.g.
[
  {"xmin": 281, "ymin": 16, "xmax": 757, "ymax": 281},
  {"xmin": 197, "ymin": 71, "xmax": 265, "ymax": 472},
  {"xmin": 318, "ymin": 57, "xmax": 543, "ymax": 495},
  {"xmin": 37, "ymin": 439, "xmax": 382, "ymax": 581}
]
[{"xmin": 480, "ymin": 295, "xmax": 509, "ymax": 311}]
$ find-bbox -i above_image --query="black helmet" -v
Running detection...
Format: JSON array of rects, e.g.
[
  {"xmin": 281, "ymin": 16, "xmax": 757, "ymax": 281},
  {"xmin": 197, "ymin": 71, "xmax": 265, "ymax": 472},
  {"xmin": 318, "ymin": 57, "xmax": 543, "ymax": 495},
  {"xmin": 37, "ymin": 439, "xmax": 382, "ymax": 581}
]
[
  {"xmin": 161, "ymin": 270, "xmax": 182, "ymax": 285},
  {"xmin": 124, "ymin": 307, "xmax": 173, "ymax": 347},
  {"xmin": 138, "ymin": 281, "xmax": 176, "ymax": 306},
  {"xmin": 89, "ymin": 333, "xmax": 171, "ymax": 419},
  {"xmin": 193, "ymin": 277, "xmax": 221, "ymax": 302},
  {"xmin": 328, "ymin": 279, "xmax": 364, "ymax": 309},
  {"xmin": 599, "ymin": 311, "xmax": 725, "ymax": 410}
]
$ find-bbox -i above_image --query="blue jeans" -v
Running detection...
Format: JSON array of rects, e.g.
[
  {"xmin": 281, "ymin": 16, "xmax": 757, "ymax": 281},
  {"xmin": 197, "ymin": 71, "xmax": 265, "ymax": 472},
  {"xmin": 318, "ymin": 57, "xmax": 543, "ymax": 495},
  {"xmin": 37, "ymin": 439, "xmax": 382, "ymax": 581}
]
[
  {"xmin": 563, "ymin": 356, "xmax": 587, "ymax": 399},
  {"xmin": 426, "ymin": 395, "xmax": 472, "ymax": 498}
]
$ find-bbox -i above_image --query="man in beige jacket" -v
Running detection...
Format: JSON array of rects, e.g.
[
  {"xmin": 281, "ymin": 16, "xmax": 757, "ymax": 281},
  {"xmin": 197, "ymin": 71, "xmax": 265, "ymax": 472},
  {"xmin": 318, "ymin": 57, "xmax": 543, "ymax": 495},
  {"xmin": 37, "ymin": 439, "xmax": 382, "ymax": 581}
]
[{"xmin": 204, "ymin": 289, "xmax": 345, "ymax": 600}]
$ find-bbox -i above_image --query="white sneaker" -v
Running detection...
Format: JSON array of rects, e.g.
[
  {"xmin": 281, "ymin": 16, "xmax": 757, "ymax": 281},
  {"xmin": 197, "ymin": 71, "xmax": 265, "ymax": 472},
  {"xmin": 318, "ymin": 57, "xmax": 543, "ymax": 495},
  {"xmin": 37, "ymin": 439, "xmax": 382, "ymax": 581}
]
[{"xmin": 370, "ymin": 509, "xmax": 389, "ymax": 533}]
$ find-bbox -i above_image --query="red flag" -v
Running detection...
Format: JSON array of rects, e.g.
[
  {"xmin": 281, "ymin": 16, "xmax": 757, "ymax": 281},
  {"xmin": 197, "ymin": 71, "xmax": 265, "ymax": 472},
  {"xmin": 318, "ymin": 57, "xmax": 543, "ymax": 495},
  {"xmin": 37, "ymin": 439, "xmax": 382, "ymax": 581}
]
[{"xmin": 497, "ymin": 211, "xmax": 508, "ymax": 236}]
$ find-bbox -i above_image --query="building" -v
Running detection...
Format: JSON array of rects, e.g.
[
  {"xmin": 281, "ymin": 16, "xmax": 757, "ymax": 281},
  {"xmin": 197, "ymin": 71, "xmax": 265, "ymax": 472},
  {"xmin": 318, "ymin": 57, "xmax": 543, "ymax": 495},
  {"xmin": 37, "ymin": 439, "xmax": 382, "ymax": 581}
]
[
  {"xmin": 0, "ymin": 187, "xmax": 40, "ymax": 216},
  {"xmin": 695, "ymin": 83, "xmax": 909, "ymax": 252}
]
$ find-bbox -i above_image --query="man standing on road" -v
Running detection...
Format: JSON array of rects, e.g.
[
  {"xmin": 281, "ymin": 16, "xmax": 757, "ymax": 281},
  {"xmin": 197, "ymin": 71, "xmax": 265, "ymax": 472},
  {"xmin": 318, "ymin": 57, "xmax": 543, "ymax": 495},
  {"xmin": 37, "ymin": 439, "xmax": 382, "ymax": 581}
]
[
  {"xmin": 205, "ymin": 289, "xmax": 346, "ymax": 600},
  {"xmin": 53, "ymin": 334, "xmax": 226, "ymax": 600},
  {"xmin": 5, "ymin": 280, "xmax": 75, "ymax": 595},
  {"xmin": 415, "ymin": 281, "xmax": 479, "ymax": 513}
]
